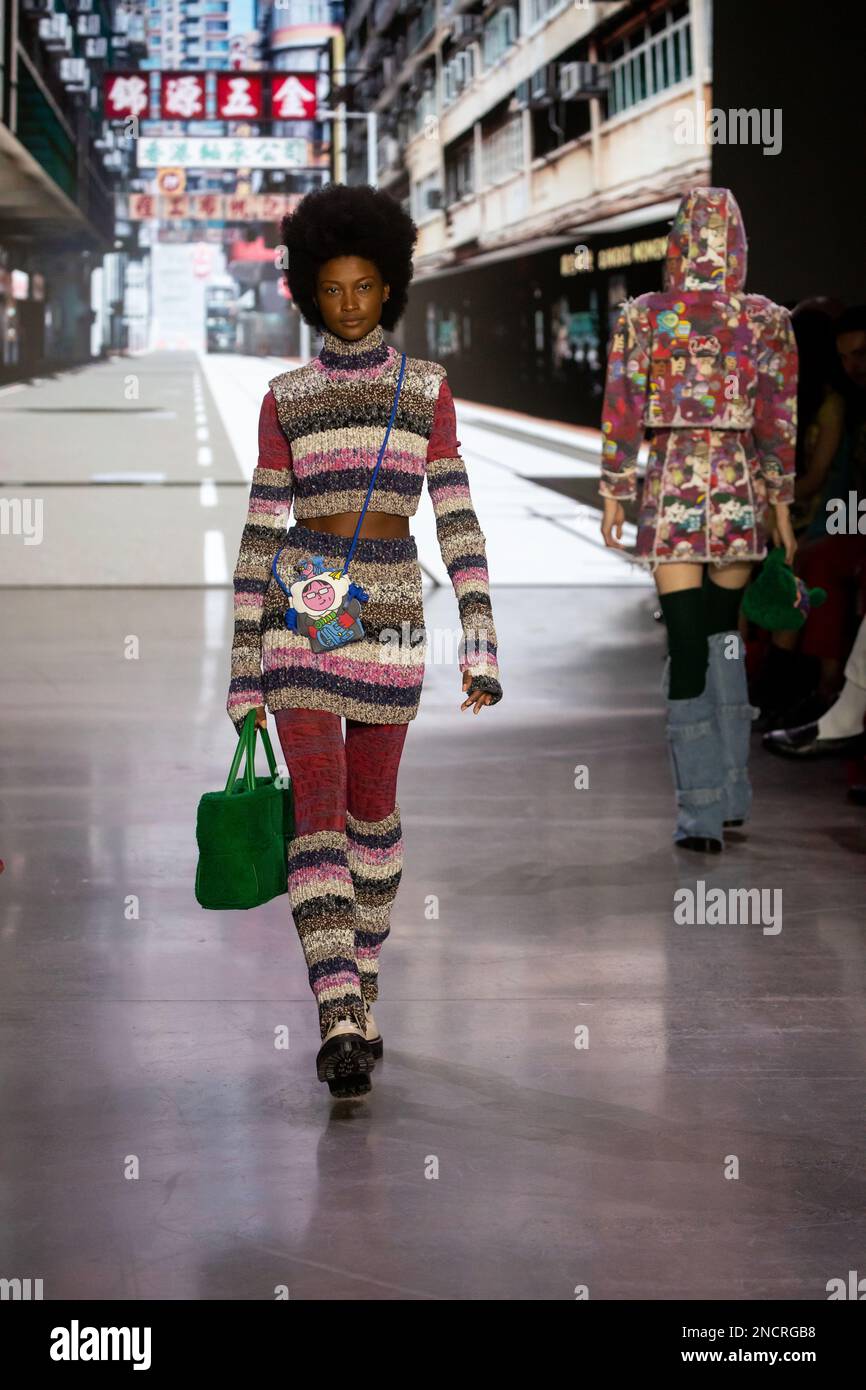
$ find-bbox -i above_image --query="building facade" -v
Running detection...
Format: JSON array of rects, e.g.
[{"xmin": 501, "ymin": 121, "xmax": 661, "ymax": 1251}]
[
  {"xmin": 0, "ymin": 0, "xmax": 141, "ymax": 377},
  {"xmin": 141, "ymin": 0, "xmax": 231, "ymax": 71},
  {"xmin": 344, "ymin": 0, "xmax": 712, "ymax": 421}
]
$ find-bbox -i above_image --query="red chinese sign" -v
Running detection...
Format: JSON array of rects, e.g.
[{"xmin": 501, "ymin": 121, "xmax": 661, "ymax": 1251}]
[
  {"xmin": 104, "ymin": 72, "xmax": 318, "ymax": 123},
  {"xmin": 270, "ymin": 74, "xmax": 316, "ymax": 120},
  {"xmin": 161, "ymin": 72, "xmax": 206, "ymax": 120},
  {"xmin": 217, "ymin": 74, "xmax": 264, "ymax": 120},
  {"xmin": 104, "ymin": 71, "xmax": 149, "ymax": 119}
]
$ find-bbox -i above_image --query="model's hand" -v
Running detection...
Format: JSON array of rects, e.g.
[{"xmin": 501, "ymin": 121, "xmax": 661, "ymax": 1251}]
[
  {"xmin": 601, "ymin": 497, "xmax": 627, "ymax": 549},
  {"xmin": 253, "ymin": 704, "xmax": 267, "ymax": 730},
  {"xmin": 770, "ymin": 502, "xmax": 797, "ymax": 567},
  {"xmin": 461, "ymin": 672, "xmax": 494, "ymax": 714}
]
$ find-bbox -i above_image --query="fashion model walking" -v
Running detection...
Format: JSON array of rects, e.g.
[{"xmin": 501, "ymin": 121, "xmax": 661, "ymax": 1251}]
[
  {"xmin": 599, "ymin": 187, "xmax": 797, "ymax": 852},
  {"xmin": 226, "ymin": 184, "xmax": 502, "ymax": 1095}
]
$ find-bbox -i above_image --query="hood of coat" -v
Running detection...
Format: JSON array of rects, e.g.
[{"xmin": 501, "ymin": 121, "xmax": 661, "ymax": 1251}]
[{"xmin": 664, "ymin": 187, "xmax": 748, "ymax": 293}]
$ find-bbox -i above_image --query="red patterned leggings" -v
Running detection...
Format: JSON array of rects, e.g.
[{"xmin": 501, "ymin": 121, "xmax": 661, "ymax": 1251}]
[{"xmin": 274, "ymin": 708, "xmax": 408, "ymax": 1038}]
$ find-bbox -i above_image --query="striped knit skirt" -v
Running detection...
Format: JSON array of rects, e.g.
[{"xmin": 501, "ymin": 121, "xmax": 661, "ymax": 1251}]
[{"xmin": 261, "ymin": 523, "xmax": 426, "ymax": 724}]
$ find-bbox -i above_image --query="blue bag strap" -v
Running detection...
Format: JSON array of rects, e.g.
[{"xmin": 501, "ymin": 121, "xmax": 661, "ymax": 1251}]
[
  {"xmin": 343, "ymin": 351, "xmax": 407, "ymax": 577},
  {"xmin": 270, "ymin": 350, "xmax": 407, "ymax": 592}
]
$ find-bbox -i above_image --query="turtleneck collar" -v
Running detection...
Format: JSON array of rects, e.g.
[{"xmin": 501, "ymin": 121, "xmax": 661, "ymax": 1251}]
[{"xmin": 318, "ymin": 323, "xmax": 389, "ymax": 371}]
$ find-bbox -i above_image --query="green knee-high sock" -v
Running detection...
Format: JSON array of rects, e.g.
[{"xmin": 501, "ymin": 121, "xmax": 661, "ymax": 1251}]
[
  {"xmin": 659, "ymin": 588, "xmax": 708, "ymax": 699},
  {"xmin": 704, "ymin": 576, "xmax": 747, "ymax": 635}
]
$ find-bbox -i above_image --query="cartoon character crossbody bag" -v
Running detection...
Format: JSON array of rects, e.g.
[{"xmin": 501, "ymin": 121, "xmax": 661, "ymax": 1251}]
[{"xmin": 271, "ymin": 352, "xmax": 407, "ymax": 653}]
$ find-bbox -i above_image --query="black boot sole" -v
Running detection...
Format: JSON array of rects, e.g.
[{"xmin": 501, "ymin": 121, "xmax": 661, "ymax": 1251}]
[
  {"xmin": 675, "ymin": 835, "xmax": 723, "ymax": 853},
  {"xmin": 316, "ymin": 1033, "xmax": 375, "ymax": 1095}
]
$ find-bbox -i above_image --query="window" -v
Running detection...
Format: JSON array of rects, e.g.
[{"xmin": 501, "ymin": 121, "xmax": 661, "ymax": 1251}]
[
  {"xmin": 408, "ymin": 0, "xmax": 436, "ymax": 51},
  {"xmin": 528, "ymin": 0, "xmax": 567, "ymax": 28},
  {"xmin": 411, "ymin": 171, "xmax": 443, "ymax": 223},
  {"xmin": 482, "ymin": 6, "xmax": 517, "ymax": 68},
  {"xmin": 442, "ymin": 47, "xmax": 475, "ymax": 106},
  {"xmin": 481, "ymin": 115, "xmax": 523, "ymax": 186},
  {"xmin": 410, "ymin": 75, "xmax": 437, "ymax": 136},
  {"xmin": 445, "ymin": 139, "xmax": 474, "ymax": 204},
  {"xmin": 605, "ymin": 3, "xmax": 694, "ymax": 117}
]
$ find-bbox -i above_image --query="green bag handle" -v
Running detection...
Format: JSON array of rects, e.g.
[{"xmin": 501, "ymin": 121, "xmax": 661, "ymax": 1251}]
[{"xmin": 224, "ymin": 711, "xmax": 280, "ymax": 795}]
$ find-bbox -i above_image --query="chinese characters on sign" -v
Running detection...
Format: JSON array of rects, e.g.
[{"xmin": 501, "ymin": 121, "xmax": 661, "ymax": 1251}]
[
  {"xmin": 126, "ymin": 192, "xmax": 302, "ymax": 221},
  {"xmin": 271, "ymin": 74, "xmax": 317, "ymax": 120},
  {"xmin": 216, "ymin": 74, "xmax": 264, "ymax": 120},
  {"xmin": 102, "ymin": 72, "xmax": 318, "ymax": 121},
  {"xmin": 161, "ymin": 72, "xmax": 206, "ymax": 120},
  {"xmin": 104, "ymin": 72, "xmax": 149, "ymax": 120},
  {"xmin": 135, "ymin": 138, "xmax": 311, "ymax": 169}
]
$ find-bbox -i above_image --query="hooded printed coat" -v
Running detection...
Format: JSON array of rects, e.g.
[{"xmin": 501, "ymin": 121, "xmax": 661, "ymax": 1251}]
[{"xmin": 599, "ymin": 187, "xmax": 798, "ymax": 567}]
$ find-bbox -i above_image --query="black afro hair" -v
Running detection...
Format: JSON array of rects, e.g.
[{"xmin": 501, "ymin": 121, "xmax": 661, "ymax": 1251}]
[{"xmin": 280, "ymin": 183, "xmax": 418, "ymax": 330}]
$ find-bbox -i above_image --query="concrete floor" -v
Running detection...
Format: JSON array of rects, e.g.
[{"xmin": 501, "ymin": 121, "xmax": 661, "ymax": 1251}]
[{"xmin": 2, "ymin": 580, "xmax": 865, "ymax": 1300}]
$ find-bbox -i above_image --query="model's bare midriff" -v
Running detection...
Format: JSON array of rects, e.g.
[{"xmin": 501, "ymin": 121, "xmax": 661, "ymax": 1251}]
[{"xmin": 305, "ymin": 510, "xmax": 410, "ymax": 539}]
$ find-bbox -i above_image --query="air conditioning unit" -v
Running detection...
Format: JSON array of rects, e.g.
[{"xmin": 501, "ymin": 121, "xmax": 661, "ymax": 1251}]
[
  {"xmin": 560, "ymin": 61, "xmax": 610, "ymax": 100},
  {"xmin": 38, "ymin": 14, "xmax": 72, "ymax": 50},
  {"xmin": 85, "ymin": 36, "xmax": 108, "ymax": 59},
  {"xmin": 59, "ymin": 57, "xmax": 89, "ymax": 90},
  {"xmin": 426, "ymin": 188, "xmax": 444, "ymax": 210},
  {"xmin": 77, "ymin": 14, "xmax": 100, "ymax": 36}
]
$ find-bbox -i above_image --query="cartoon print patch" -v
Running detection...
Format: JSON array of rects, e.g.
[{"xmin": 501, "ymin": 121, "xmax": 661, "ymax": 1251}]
[{"xmin": 273, "ymin": 552, "xmax": 370, "ymax": 652}]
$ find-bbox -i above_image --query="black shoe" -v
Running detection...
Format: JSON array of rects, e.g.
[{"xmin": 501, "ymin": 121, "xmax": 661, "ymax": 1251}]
[
  {"xmin": 763, "ymin": 722, "xmax": 866, "ymax": 759},
  {"xmin": 675, "ymin": 835, "xmax": 723, "ymax": 853},
  {"xmin": 316, "ymin": 1021, "xmax": 375, "ymax": 1096}
]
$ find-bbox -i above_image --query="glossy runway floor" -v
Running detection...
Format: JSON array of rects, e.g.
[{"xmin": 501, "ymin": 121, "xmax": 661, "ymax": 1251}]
[{"xmin": 1, "ymin": 583, "xmax": 865, "ymax": 1301}]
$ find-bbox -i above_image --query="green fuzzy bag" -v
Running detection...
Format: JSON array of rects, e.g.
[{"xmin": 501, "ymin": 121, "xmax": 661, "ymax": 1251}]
[
  {"xmin": 195, "ymin": 712, "xmax": 295, "ymax": 910},
  {"xmin": 742, "ymin": 546, "xmax": 827, "ymax": 632}
]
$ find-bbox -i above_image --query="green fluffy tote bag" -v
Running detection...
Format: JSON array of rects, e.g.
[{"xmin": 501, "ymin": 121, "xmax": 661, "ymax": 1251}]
[{"xmin": 195, "ymin": 712, "xmax": 294, "ymax": 910}]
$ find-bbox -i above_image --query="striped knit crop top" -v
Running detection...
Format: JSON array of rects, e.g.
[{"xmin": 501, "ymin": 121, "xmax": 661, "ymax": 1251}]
[{"xmin": 228, "ymin": 322, "xmax": 502, "ymax": 715}]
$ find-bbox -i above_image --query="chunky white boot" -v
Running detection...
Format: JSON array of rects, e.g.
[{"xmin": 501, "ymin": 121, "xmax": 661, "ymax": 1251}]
[{"xmin": 364, "ymin": 1003, "xmax": 383, "ymax": 1059}]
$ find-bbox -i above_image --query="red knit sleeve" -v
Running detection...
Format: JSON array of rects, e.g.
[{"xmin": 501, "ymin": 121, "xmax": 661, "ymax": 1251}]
[
  {"xmin": 426, "ymin": 379, "xmax": 461, "ymax": 461},
  {"xmin": 259, "ymin": 388, "xmax": 293, "ymax": 471},
  {"xmin": 226, "ymin": 391, "xmax": 294, "ymax": 734}
]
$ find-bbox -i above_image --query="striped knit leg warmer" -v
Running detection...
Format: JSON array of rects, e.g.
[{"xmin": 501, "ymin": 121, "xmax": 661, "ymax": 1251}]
[
  {"xmin": 346, "ymin": 807, "xmax": 403, "ymax": 1007},
  {"xmin": 286, "ymin": 831, "xmax": 366, "ymax": 1040},
  {"xmin": 275, "ymin": 710, "xmax": 366, "ymax": 1042},
  {"xmin": 345, "ymin": 718, "xmax": 409, "ymax": 1007}
]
